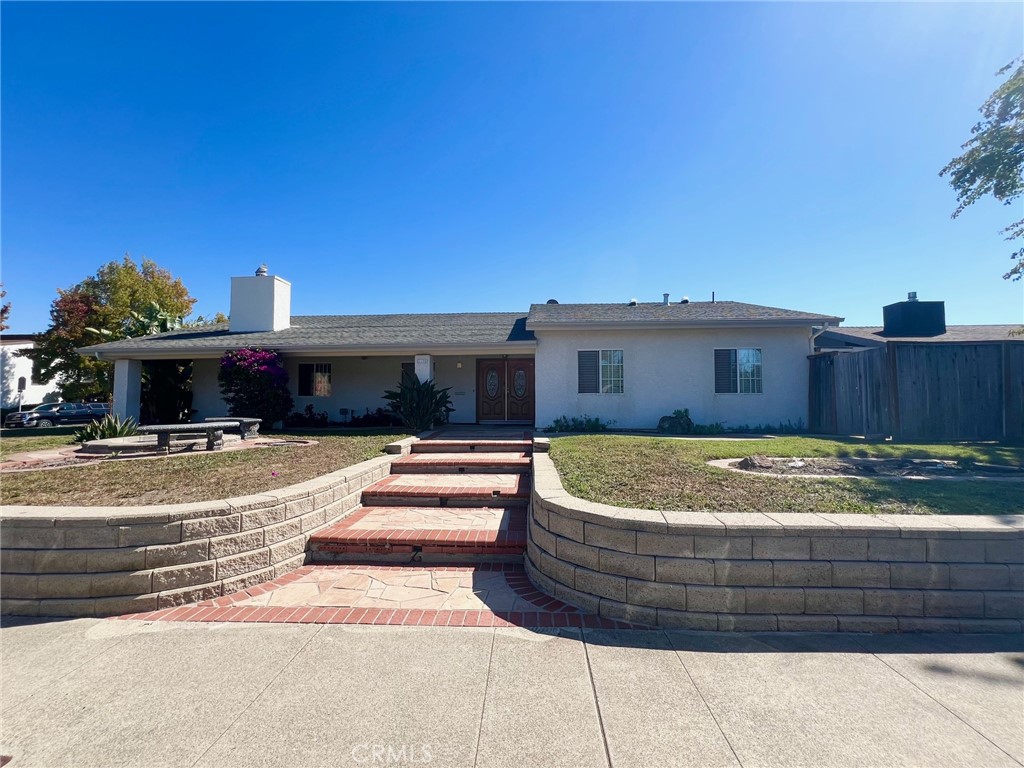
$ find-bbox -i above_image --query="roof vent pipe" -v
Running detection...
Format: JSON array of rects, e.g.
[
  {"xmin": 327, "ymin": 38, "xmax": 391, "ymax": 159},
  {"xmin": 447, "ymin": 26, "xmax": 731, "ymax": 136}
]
[
  {"xmin": 907, "ymin": 291, "xmax": 918, "ymax": 302},
  {"xmin": 255, "ymin": 264, "xmax": 269, "ymax": 276},
  {"xmin": 662, "ymin": 293, "xmax": 670, "ymax": 305}
]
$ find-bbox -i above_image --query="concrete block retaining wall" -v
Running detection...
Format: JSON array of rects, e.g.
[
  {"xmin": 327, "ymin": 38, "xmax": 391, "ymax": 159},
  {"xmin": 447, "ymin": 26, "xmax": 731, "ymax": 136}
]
[
  {"xmin": 0, "ymin": 449, "xmax": 406, "ymax": 618},
  {"xmin": 528, "ymin": 452, "xmax": 1024, "ymax": 633}
]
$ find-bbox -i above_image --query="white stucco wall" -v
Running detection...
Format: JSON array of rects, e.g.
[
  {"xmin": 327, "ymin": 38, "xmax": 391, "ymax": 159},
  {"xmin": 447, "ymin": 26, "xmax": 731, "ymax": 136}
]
[
  {"xmin": 191, "ymin": 354, "xmax": 485, "ymax": 424},
  {"xmin": 1, "ymin": 342, "xmax": 56, "ymax": 409},
  {"xmin": 190, "ymin": 358, "xmax": 228, "ymax": 421},
  {"xmin": 533, "ymin": 327, "xmax": 813, "ymax": 430},
  {"xmin": 286, "ymin": 355, "xmax": 481, "ymax": 424}
]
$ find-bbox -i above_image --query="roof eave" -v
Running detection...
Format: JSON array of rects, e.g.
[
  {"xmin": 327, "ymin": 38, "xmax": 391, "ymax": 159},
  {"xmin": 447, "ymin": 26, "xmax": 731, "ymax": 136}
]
[
  {"xmin": 526, "ymin": 318, "xmax": 844, "ymax": 331},
  {"xmin": 83, "ymin": 340, "xmax": 538, "ymax": 361}
]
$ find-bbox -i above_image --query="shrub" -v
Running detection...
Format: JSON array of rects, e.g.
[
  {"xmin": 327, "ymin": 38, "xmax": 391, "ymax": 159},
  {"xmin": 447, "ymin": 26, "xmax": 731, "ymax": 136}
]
[
  {"xmin": 284, "ymin": 404, "xmax": 329, "ymax": 428},
  {"xmin": 218, "ymin": 348, "xmax": 294, "ymax": 427},
  {"xmin": 545, "ymin": 414, "xmax": 614, "ymax": 433},
  {"xmin": 657, "ymin": 408, "xmax": 725, "ymax": 435},
  {"xmin": 74, "ymin": 413, "xmax": 138, "ymax": 442},
  {"xmin": 657, "ymin": 409, "xmax": 695, "ymax": 434},
  {"xmin": 726, "ymin": 419, "xmax": 806, "ymax": 435},
  {"xmin": 346, "ymin": 408, "xmax": 404, "ymax": 428},
  {"xmin": 382, "ymin": 372, "xmax": 454, "ymax": 432}
]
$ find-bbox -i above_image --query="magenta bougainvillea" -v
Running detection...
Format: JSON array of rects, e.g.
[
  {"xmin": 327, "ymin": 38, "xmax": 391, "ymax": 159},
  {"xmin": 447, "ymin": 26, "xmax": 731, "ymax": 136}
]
[{"xmin": 217, "ymin": 347, "xmax": 293, "ymax": 426}]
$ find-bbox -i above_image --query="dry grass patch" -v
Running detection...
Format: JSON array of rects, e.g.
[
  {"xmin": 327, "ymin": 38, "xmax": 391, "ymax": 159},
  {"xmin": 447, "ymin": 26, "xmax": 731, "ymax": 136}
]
[
  {"xmin": 1, "ymin": 430, "xmax": 410, "ymax": 506},
  {"xmin": 549, "ymin": 435, "xmax": 1024, "ymax": 516},
  {"xmin": 0, "ymin": 431, "xmax": 77, "ymax": 461}
]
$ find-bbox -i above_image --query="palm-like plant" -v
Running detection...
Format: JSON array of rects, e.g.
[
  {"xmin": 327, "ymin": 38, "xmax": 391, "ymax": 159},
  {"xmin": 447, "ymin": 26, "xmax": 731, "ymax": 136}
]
[
  {"xmin": 383, "ymin": 371, "xmax": 455, "ymax": 432},
  {"xmin": 74, "ymin": 413, "xmax": 139, "ymax": 442}
]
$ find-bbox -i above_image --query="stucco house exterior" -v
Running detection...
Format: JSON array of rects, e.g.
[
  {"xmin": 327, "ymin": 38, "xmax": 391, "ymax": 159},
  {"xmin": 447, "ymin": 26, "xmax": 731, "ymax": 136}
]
[
  {"xmin": 1, "ymin": 334, "xmax": 54, "ymax": 410},
  {"xmin": 80, "ymin": 269, "xmax": 843, "ymax": 429}
]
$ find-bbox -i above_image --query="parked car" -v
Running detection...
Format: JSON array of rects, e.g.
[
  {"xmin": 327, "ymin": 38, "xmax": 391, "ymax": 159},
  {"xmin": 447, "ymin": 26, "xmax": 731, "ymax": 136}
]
[
  {"xmin": 3, "ymin": 402, "xmax": 110, "ymax": 428},
  {"xmin": 4, "ymin": 403, "xmax": 62, "ymax": 428}
]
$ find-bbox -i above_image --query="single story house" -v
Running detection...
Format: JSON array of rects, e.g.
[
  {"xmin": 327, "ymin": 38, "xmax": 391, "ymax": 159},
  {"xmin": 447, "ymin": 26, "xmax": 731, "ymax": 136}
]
[{"xmin": 81, "ymin": 268, "xmax": 843, "ymax": 429}]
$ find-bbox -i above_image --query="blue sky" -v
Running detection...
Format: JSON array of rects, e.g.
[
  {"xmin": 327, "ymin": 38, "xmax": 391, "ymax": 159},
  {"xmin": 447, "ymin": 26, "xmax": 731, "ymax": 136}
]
[{"xmin": 2, "ymin": 2, "xmax": 1022, "ymax": 333}]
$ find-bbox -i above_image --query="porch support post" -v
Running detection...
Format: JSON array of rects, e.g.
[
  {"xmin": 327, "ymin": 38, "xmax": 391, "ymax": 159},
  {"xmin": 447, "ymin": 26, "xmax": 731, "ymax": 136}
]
[
  {"xmin": 112, "ymin": 359, "xmax": 142, "ymax": 422},
  {"xmin": 414, "ymin": 354, "xmax": 433, "ymax": 383}
]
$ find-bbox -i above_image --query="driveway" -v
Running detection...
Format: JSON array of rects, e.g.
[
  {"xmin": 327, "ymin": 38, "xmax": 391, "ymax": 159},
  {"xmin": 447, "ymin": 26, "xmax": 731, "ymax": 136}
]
[{"xmin": 1, "ymin": 620, "xmax": 1021, "ymax": 767}]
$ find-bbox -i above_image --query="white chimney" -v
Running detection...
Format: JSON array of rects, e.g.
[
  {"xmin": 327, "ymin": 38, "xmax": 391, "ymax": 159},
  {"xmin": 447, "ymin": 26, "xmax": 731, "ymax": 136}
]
[{"xmin": 229, "ymin": 266, "xmax": 291, "ymax": 333}]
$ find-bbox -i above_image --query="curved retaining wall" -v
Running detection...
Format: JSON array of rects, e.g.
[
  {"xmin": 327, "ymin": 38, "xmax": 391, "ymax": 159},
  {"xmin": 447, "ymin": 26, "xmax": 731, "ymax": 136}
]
[
  {"xmin": 528, "ymin": 452, "xmax": 1024, "ymax": 632},
  {"xmin": 0, "ymin": 446, "xmax": 410, "ymax": 617}
]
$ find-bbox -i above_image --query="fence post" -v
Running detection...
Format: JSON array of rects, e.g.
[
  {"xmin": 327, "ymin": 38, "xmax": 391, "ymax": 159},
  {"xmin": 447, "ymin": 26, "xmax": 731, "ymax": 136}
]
[{"xmin": 885, "ymin": 343, "xmax": 900, "ymax": 440}]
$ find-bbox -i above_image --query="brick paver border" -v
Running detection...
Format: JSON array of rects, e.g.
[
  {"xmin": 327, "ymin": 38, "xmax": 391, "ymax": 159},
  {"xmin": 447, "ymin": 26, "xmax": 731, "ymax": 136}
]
[{"xmin": 110, "ymin": 564, "xmax": 647, "ymax": 629}]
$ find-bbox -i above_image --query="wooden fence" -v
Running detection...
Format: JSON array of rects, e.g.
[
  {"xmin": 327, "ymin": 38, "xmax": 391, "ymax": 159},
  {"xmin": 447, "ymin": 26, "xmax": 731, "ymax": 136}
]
[{"xmin": 808, "ymin": 341, "xmax": 1024, "ymax": 442}]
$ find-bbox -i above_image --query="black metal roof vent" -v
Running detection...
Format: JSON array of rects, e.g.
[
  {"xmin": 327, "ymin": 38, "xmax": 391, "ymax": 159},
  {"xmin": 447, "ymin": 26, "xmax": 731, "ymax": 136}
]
[{"xmin": 546, "ymin": 299, "xmax": 559, "ymax": 304}]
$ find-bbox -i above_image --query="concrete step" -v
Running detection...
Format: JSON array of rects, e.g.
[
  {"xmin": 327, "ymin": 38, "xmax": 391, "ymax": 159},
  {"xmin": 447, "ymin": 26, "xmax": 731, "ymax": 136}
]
[
  {"xmin": 361, "ymin": 473, "xmax": 530, "ymax": 508},
  {"xmin": 412, "ymin": 440, "xmax": 533, "ymax": 454},
  {"xmin": 390, "ymin": 452, "xmax": 532, "ymax": 475},
  {"xmin": 308, "ymin": 506, "xmax": 526, "ymax": 562}
]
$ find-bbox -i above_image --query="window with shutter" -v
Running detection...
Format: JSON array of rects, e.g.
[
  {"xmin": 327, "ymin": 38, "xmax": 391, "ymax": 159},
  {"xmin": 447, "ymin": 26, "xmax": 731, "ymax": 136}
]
[
  {"xmin": 714, "ymin": 349, "xmax": 738, "ymax": 393},
  {"xmin": 578, "ymin": 351, "xmax": 599, "ymax": 393},
  {"xmin": 714, "ymin": 348, "xmax": 761, "ymax": 394}
]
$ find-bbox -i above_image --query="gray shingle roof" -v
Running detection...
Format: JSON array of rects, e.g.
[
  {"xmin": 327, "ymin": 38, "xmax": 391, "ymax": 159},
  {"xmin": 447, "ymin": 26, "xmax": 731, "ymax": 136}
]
[
  {"xmin": 817, "ymin": 325, "xmax": 1023, "ymax": 347},
  {"xmin": 526, "ymin": 301, "xmax": 842, "ymax": 325},
  {"xmin": 82, "ymin": 313, "xmax": 534, "ymax": 357}
]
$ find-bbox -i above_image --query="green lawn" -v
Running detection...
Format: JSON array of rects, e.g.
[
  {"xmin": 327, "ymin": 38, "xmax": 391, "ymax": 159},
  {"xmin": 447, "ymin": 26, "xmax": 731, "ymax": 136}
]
[
  {"xmin": 549, "ymin": 435, "xmax": 1024, "ymax": 516},
  {"xmin": 0, "ymin": 431, "xmax": 77, "ymax": 461},
  {"xmin": 0, "ymin": 430, "xmax": 410, "ymax": 506}
]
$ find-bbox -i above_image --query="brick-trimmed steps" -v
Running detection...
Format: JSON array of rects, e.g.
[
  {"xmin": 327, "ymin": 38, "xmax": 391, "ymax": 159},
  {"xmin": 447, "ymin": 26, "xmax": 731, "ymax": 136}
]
[
  {"xmin": 310, "ymin": 506, "xmax": 526, "ymax": 561},
  {"xmin": 390, "ymin": 452, "xmax": 532, "ymax": 474},
  {"xmin": 309, "ymin": 434, "xmax": 533, "ymax": 564},
  {"xmin": 409, "ymin": 439, "xmax": 532, "ymax": 454},
  {"xmin": 360, "ymin": 473, "xmax": 530, "ymax": 507}
]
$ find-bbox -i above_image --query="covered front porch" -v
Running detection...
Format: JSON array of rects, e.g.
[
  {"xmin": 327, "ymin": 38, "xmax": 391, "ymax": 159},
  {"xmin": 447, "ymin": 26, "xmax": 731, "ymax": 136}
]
[{"xmin": 111, "ymin": 352, "xmax": 536, "ymax": 426}]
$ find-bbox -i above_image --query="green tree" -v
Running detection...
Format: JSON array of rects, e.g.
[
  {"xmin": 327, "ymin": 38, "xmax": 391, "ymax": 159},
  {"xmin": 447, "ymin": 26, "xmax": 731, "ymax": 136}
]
[
  {"xmin": 22, "ymin": 255, "xmax": 197, "ymax": 401},
  {"xmin": 941, "ymin": 57, "xmax": 1024, "ymax": 281}
]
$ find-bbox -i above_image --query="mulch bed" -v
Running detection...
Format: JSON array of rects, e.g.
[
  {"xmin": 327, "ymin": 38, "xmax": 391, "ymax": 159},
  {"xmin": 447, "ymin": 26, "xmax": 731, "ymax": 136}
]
[{"xmin": 733, "ymin": 455, "xmax": 1024, "ymax": 478}]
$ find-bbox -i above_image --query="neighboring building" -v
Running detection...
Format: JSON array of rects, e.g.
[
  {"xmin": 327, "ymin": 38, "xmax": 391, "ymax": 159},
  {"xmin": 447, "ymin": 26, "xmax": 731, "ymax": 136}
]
[
  {"xmin": 815, "ymin": 293, "xmax": 1020, "ymax": 351},
  {"xmin": 79, "ymin": 268, "xmax": 843, "ymax": 429},
  {"xmin": 0, "ymin": 334, "xmax": 54, "ymax": 410}
]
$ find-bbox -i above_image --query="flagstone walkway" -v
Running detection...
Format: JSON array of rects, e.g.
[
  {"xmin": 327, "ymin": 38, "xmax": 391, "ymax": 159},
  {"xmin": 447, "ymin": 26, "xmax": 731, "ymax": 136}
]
[{"xmin": 114, "ymin": 427, "xmax": 637, "ymax": 627}]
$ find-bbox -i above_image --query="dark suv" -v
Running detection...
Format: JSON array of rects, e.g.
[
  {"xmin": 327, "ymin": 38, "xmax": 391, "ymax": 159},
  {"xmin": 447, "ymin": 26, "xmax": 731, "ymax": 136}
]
[{"xmin": 4, "ymin": 402, "xmax": 110, "ymax": 428}]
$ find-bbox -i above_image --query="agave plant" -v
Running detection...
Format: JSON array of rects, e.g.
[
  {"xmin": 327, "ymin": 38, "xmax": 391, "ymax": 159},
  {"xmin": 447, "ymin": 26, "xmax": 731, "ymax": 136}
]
[
  {"xmin": 382, "ymin": 371, "xmax": 454, "ymax": 432},
  {"xmin": 74, "ymin": 413, "xmax": 139, "ymax": 443}
]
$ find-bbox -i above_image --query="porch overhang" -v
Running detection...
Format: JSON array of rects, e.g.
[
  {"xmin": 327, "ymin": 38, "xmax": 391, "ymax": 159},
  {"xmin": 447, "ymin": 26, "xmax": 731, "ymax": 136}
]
[{"xmin": 81, "ymin": 341, "xmax": 538, "ymax": 362}]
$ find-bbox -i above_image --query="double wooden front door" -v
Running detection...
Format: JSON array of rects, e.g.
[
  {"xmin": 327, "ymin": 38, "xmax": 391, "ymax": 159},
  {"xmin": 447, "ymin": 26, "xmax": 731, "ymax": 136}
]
[{"xmin": 477, "ymin": 358, "xmax": 535, "ymax": 422}]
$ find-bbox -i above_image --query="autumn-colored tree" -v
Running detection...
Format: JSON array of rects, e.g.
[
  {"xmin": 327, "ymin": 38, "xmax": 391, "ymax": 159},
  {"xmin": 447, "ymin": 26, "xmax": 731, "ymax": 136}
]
[{"xmin": 22, "ymin": 255, "xmax": 197, "ymax": 401}]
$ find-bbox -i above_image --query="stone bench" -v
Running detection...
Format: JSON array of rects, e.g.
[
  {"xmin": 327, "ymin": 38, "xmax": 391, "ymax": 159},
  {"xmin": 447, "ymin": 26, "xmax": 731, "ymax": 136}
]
[
  {"xmin": 203, "ymin": 417, "xmax": 262, "ymax": 440},
  {"xmin": 138, "ymin": 422, "xmax": 239, "ymax": 452}
]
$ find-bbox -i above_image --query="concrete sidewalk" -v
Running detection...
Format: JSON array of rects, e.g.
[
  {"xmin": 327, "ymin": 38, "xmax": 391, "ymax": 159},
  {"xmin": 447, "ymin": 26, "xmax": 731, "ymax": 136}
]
[{"xmin": 1, "ymin": 620, "xmax": 1021, "ymax": 768}]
